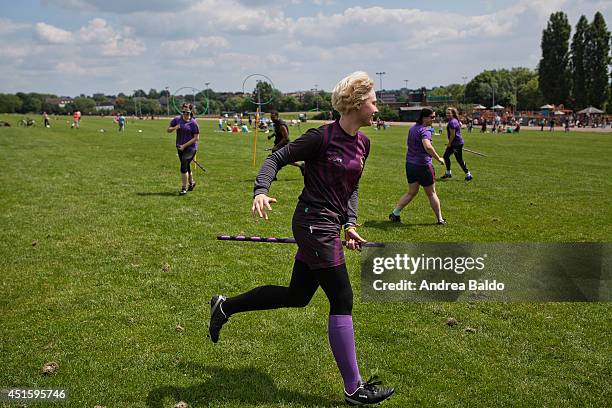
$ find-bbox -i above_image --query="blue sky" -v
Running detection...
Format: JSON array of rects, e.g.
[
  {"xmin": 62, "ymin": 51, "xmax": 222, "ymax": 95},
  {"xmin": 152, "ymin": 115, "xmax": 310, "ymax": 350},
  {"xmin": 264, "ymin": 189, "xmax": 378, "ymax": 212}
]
[{"xmin": 1, "ymin": 0, "xmax": 610, "ymax": 96}]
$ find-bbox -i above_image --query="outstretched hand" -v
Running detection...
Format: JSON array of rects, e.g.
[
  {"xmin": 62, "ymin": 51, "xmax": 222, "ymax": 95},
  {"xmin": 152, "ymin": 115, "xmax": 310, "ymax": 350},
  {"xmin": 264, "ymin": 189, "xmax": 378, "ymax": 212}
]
[{"xmin": 252, "ymin": 194, "xmax": 277, "ymax": 220}]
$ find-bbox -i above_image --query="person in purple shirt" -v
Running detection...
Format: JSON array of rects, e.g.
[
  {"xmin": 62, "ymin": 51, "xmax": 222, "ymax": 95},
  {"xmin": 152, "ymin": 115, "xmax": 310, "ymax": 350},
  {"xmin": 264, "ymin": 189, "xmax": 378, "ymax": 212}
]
[
  {"xmin": 389, "ymin": 108, "xmax": 446, "ymax": 224},
  {"xmin": 167, "ymin": 103, "xmax": 200, "ymax": 195},
  {"xmin": 208, "ymin": 72, "xmax": 394, "ymax": 406},
  {"xmin": 440, "ymin": 107, "xmax": 472, "ymax": 181}
]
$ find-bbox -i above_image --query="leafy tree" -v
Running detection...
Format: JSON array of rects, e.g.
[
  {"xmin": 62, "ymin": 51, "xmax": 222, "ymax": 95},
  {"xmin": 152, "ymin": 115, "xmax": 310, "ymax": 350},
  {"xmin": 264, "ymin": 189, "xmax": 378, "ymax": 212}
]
[
  {"xmin": 251, "ymin": 81, "xmax": 273, "ymax": 105},
  {"xmin": 0, "ymin": 93, "xmax": 23, "ymax": 113},
  {"xmin": 518, "ymin": 77, "xmax": 545, "ymax": 109},
  {"xmin": 140, "ymin": 99, "xmax": 161, "ymax": 115},
  {"xmin": 132, "ymin": 89, "xmax": 147, "ymax": 98},
  {"xmin": 538, "ymin": 12, "xmax": 571, "ymax": 104},
  {"xmin": 585, "ymin": 12, "xmax": 611, "ymax": 108},
  {"xmin": 279, "ymin": 95, "xmax": 301, "ymax": 112},
  {"xmin": 92, "ymin": 94, "xmax": 107, "ymax": 103},
  {"xmin": 16, "ymin": 93, "xmax": 42, "ymax": 113},
  {"xmin": 147, "ymin": 88, "xmax": 159, "ymax": 99},
  {"xmin": 114, "ymin": 96, "xmax": 131, "ymax": 114},
  {"xmin": 68, "ymin": 97, "xmax": 96, "ymax": 114},
  {"xmin": 570, "ymin": 15, "xmax": 590, "ymax": 109},
  {"xmin": 429, "ymin": 84, "xmax": 465, "ymax": 104},
  {"xmin": 225, "ymin": 95, "xmax": 247, "ymax": 113},
  {"xmin": 378, "ymin": 103, "xmax": 399, "ymax": 121}
]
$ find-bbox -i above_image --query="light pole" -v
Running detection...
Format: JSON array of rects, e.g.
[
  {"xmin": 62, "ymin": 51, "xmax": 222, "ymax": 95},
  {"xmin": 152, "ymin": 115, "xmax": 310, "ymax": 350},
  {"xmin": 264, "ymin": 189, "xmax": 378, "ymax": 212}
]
[
  {"xmin": 165, "ymin": 86, "xmax": 169, "ymax": 117},
  {"xmin": 404, "ymin": 79, "xmax": 409, "ymax": 90},
  {"xmin": 461, "ymin": 76, "xmax": 467, "ymax": 105},
  {"xmin": 314, "ymin": 84, "xmax": 319, "ymax": 112},
  {"xmin": 205, "ymin": 82, "xmax": 210, "ymax": 115},
  {"xmin": 375, "ymin": 71, "xmax": 386, "ymax": 99}
]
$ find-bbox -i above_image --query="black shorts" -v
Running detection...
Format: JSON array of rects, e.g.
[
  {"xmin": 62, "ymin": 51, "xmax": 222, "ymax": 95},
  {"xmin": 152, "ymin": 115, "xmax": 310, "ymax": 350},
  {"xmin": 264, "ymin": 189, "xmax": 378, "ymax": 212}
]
[{"xmin": 406, "ymin": 162, "xmax": 435, "ymax": 187}]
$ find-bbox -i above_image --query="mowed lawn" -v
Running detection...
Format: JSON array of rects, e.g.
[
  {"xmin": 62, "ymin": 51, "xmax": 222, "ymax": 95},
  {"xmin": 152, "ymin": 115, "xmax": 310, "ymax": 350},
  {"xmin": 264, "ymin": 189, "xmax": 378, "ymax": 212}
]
[{"xmin": 0, "ymin": 115, "xmax": 610, "ymax": 407}]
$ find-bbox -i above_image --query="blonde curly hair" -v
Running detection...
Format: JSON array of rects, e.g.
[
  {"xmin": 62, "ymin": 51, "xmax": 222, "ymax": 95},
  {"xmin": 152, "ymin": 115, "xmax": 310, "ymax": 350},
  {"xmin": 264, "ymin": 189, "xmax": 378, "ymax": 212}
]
[{"xmin": 331, "ymin": 71, "xmax": 374, "ymax": 114}]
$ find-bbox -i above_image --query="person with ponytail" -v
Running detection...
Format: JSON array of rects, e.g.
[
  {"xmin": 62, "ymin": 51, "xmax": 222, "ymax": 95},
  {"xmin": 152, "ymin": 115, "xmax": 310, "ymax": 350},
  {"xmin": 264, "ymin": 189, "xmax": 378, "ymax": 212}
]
[
  {"xmin": 389, "ymin": 107, "xmax": 446, "ymax": 224},
  {"xmin": 440, "ymin": 106, "xmax": 472, "ymax": 181}
]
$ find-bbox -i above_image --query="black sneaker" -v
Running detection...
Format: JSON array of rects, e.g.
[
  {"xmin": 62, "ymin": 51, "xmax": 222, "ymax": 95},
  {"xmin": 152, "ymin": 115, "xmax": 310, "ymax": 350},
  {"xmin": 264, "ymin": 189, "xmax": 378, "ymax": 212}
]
[
  {"xmin": 465, "ymin": 173, "xmax": 473, "ymax": 181},
  {"xmin": 388, "ymin": 213, "xmax": 401, "ymax": 223},
  {"xmin": 188, "ymin": 182, "xmax": 196, "ymax": 191},
  {"xmin": 437, "ymin": 219, "xmax": 447, "ymax": 225},
  {"xmin": 209, "ymin": 295, "xmax": 228, "ymax": 343},
  {"xmin": 179, "ymin": 187, "xmax": 188, "ymax": 196},
  {"xmin": 440, "ymin": 173, "xmax": 452, "ymax": 179},
  {"xmin": 344, "ymin": 376, "xmax": 395, "ymax": 406}
]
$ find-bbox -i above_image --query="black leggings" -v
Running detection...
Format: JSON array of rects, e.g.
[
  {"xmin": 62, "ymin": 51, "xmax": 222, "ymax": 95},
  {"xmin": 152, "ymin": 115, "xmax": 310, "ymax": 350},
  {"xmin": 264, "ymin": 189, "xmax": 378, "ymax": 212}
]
[
  {"xmin": 444, "ymin": 145, "xmax": 469, "ymax": 173},
  {"xmin": 222, "ymin": 259, "xmax": 353, "ymax": 316},
  {"xmin": 177, "ymin": 149, "xmax": 195, "ymax": 174}
]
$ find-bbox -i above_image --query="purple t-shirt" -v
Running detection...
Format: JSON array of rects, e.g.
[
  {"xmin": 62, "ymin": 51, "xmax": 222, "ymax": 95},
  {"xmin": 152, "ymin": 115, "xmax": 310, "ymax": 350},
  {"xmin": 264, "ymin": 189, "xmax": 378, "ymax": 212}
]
[
  {"xmin": 447, "ymin": 118, "xmax": 464, "ymax": 146},
  {"xmin": 170, "ymin": 116, "xmax": 199, "ymax": 151},
  {"xmin": 254, "ymin": 120, "xmax": 369, "ymax": 225},
  {"xmin": 406, "ymin": 124, "xmax": 432, "ymax": 165}
]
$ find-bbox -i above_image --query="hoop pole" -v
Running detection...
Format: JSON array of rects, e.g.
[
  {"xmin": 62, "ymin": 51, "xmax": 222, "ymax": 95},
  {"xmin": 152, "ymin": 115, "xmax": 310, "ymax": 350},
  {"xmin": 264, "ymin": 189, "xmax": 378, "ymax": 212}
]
[{"xmin": 252, "ymin": 106, "xmax": 260, "ymax": 167}]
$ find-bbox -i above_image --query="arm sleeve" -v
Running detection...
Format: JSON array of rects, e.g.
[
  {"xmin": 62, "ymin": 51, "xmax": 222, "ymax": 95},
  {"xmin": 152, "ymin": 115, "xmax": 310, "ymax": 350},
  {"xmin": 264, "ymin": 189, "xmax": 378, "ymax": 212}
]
[
  {"xmin": 346, "ymin": 184, "xmax": 360, "ymax": 225},
  {"xmin": 254, "ymin": 128, "xmax": 324, "ymax": 197},
  {"xmin": 345, "ymin": 137, "xmax": 370, "ymax": 225},
  {"xmin": 170, "ymin": 118, "xmax": 177, "ymax": 127}
]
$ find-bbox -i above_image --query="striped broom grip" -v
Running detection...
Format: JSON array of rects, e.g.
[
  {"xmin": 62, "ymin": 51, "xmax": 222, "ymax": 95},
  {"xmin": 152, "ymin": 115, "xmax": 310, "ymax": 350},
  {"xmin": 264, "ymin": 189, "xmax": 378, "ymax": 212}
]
[{"xmin": 217, "ymin": 235, "xmax": 384, "ymax": 247}]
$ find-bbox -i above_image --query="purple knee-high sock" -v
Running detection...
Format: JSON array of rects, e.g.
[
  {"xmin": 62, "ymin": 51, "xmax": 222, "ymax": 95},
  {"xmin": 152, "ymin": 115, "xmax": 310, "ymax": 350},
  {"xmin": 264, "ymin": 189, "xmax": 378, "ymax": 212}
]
[{"xmin": 328, "ymin": 314, "xmax": 361, "ymax": 394}]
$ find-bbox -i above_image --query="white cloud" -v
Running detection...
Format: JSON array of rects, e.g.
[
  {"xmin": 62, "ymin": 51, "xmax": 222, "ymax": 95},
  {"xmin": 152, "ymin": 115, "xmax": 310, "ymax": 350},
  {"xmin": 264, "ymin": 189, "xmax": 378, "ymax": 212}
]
[
  {"xmin": 160, "ymin": 36, "xmax": 230, "ymax": 54},
  {"xmin": 0, "ymin": 18, "xmax": 32, "ymax": 34},
  {"xmin": 79, "ymin": 18, "xmax": 116, "ymax": 43},
  {"xmin": 33, "ymin": 18, "xmax": 145, "ymax": 56},
  {"xmin": 35, "ymin": 22, "xmax": 74, "ymax": 44},
  {"xmin": 0, "ymin": 46, "xmax": 29, "ymax": 58},
  {"xmin": 102, "ymin": 37, "xmax": 146, "ymax": 56},
  {"xmin": 55, "ymin": 61, "xmax": 113, "ymax": 76}
]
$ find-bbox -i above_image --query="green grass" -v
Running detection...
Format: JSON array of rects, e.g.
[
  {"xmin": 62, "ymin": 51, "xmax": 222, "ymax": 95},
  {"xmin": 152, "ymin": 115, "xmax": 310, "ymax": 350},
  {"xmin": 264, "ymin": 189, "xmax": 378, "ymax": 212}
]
[{"xmin": 0, "ymin": 115, "xmax": 611, "ymax": 407}]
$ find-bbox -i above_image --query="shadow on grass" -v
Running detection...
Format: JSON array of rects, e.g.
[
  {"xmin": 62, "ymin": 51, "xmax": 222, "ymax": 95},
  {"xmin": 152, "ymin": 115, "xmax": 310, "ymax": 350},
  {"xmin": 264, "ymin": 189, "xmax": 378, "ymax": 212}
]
[
  {"xmin": 136, "ymin": 192, "xmax": 177, "ymax": 197},
  {"xmin": 363, "ymin": 220, "xmax": 440, "ymax": 229},
  {"xmin": 146, "ymin": 363, "xmax": 340, "ymax": 407}
]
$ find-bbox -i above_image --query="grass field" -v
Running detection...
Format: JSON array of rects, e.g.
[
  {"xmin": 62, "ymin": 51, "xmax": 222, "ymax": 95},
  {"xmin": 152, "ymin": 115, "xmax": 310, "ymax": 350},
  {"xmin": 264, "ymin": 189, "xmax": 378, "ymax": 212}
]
[{"xmin": 1, "ymin": 115, "xmax": 611, "ymax": 407}]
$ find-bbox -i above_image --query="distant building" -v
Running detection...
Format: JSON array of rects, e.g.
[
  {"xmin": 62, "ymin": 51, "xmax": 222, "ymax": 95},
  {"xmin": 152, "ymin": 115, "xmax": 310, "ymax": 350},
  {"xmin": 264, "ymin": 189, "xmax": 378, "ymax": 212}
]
[
  {"xmin": 379, "ymin": 92, "xmax": 397, "ymax": 104},
  {"xmin": 95, "ymin": 104, "xmax": 114, "ymax": 112},
  {"xmin": 46, "ymin": 97, "xmax": 73, "ymax": 108}
]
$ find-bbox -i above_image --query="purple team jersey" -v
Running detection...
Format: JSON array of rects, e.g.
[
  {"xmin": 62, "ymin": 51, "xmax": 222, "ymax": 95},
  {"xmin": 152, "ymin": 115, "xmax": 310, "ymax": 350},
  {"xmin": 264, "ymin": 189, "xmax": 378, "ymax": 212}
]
[
  {"xmin": 447, "ymin": 118, "xmax": 464, "ymax": 146},
  {"xmin": 255, "ymin": 120, "xmax": 369, "ymax": 224},
  {"xmin": 406, "ymin": 124, "xmax": 433, "ymax": 165},
  {"xmin": 170, "ymin": 115, "xmax": 199, "ymax": 151},
  {"xmin": 254, "ymin": 121, "xmax": 370, "ymax": 269}
]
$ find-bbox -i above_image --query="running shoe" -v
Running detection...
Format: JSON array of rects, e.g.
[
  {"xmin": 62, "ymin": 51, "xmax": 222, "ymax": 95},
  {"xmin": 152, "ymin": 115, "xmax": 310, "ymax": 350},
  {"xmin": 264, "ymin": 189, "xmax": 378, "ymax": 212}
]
[
  {"xmin": 209, "ymin": 295, "xmax": 228, "ymax": 343},
  {"xmin": 440, "ymin": 173, "xmax": 452, "ymax": 179},
  {"xmin": 344, "ymin": 376, "xmax": 395, "ymax": 406},
  {"xmin": 179, "ymin": 187, "xmax": 188, "ymax": 196},
  {"xmin": 388, "ymin": 213, "xmax": 401, "ymax": 223},
  {"xmin": 188, "ymin": 182, "xmax": 196, "ymax": 191}
]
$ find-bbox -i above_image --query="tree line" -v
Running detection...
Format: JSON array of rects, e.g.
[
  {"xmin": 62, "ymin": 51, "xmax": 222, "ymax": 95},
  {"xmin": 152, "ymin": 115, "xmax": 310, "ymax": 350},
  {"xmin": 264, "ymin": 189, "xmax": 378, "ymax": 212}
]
[
  {"xmin": 539, "ymin": 11, "xmax": 610, "ymax": 110},
  {"xmin": 0, "ymin": 84, "xmax": 333, "ymax": 117}
]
